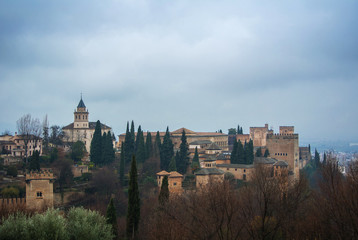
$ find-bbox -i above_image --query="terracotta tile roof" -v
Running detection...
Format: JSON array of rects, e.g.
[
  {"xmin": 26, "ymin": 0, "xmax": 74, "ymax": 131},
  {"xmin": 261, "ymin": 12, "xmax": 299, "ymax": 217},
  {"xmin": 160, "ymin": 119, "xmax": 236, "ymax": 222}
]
[
  {"xmin": 169, "ymin": 171, "xmax": 183, "ymax": 178},
  {"xmin": 273, "ymin": 160, "xmax": 289, "ymax": 167},
  {"xmin": 206, "ymin": 142, "xmax": 221, "ymax": 150},
  {"xmin": 171, "ymin": 128, "xmax": 196, "ymax": 135},
  {"xmin": 62, "ymin": 122, "xmax": 111, "ymax": 130},
  {"xmin": 156, "ymin": 170, "xmax": 170, "ymax": 176}
]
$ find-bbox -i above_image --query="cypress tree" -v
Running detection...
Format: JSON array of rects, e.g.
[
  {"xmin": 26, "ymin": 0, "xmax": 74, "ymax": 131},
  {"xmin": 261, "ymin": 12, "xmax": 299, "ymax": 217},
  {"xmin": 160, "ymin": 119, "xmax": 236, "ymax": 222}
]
[
  {"xmin": 264, "ymin": 148, "xmax": 270, "ymax": 157},
  {"xmin": 101, "ymin": 132, "xmax": 107, "ymax": 165},
  {"xmin": 314, "ymin": 149, "xmax": 320, "ymax": 168},
  {"xmin": 237, "ymin": 140, "xmax": 245, "ymax": 164},
  {"xmin": 160, "ymin": 127, "xmax": 174, "ymax": 171},
  {"xmin": 158, "ymin": 176, "xmax": 169, "ymax": 206},
  {"xmin": 135, "ymin": 126, "xmax": 143, "ymax": 152},
  {"xmin": 120, "ymin": 142, "xmax": 125, "ymax": 186},
  {"xmin": 90, "ymin": 120, "xmax": 102, "ymax": 165},
  {"xmin": 106, "ymin": 131, "xmax": 115, "ymax": 164},
  {"xmin": 29, "ymin": 150, "xmax": 40, "ymax": 171},
  {"xmin": 168, "ymin": 156, "xmax": 177, "ymax": 172},
  {"xmin": 136, "ymin": 126, "xmax": 146, "ymax": 164},
  {"xmin": 255, "ymin": 147, "xmax": 262, "ymax": 157},
  {"xmin": 145, "ymin": 132, "xmax": 153, "ymax": 160},
  {"xmin": 177, "ymin": 130, "xmax": 189, "ymax": 174},
  {"xmin": 106, "ymin": 198, "xmax": 118, "ymax": 238},
  {"xmin": 323, "ymin": 152, "xmax": 327, "ymax": 165},
  {"xmin": 130, "ymin": 121, "xmax": 135, "ymax": 151},
  {"xmin": 245, "ymin": 139, "xmax": 254, "ymax": 164},
  {"xmin": 191, "ymin": 147, "xmax": 200, "ymax": 172},
  {"xmin": 231, "ymin": 139, "xmax": 238, "ymax": 164},
  {"xmin": 154, "ymin": 131, "xmax": 161, "ymax": 158},
  {"xmin": 127, "ymin": 156, "xmax": 140, "ymax": 239},
  {"xmin": 124, "ymin": 122, "xmax": 134, "ymax": 164}
]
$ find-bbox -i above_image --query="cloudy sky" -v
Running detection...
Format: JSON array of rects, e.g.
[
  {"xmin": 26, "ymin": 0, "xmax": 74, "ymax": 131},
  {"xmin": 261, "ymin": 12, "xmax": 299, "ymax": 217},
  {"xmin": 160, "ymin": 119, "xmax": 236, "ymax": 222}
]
[{"xmin": 1, "ymin": 0, "xmax": 357, "ymax": 143}]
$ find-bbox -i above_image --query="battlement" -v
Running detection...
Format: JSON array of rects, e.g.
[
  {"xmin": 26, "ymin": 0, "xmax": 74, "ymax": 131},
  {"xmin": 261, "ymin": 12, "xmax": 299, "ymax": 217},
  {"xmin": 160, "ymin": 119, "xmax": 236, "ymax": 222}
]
[
  {"xmin": 0, "ymin": 197, "xmax": 26, "ymax": 206},
  {"xmin": 26, "ymin": 168, "xmax": 54, "ymax": 180},
  {"xmin": 267, "ymin": 133, "xmax": 298, "ymax": 139}
]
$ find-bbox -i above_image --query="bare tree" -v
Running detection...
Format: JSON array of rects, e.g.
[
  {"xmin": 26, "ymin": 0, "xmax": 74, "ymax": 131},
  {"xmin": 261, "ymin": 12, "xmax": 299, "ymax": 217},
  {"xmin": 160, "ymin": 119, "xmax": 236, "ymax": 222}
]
[{"xmin": 16, "ymin": 114, "xmax": 42, "ymax": 163}]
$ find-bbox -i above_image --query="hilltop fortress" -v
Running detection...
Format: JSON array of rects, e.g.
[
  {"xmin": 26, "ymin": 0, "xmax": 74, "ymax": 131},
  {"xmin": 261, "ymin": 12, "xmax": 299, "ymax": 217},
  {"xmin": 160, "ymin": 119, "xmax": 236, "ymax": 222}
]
[{"xmin": 155, "ymin": 124, "xmax": 310, "ymax": 192}]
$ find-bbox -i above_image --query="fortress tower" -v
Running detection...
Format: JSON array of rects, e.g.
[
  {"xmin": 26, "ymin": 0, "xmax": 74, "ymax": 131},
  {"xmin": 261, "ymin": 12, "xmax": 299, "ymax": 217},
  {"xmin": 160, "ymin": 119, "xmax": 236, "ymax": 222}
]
[
  {"xmin": 266, "ymin": 127, "xmax": 299, "ymax": 178},
  {"xmin": 26, "ymin": 169, "xmax": 55, "ymax": 210}
]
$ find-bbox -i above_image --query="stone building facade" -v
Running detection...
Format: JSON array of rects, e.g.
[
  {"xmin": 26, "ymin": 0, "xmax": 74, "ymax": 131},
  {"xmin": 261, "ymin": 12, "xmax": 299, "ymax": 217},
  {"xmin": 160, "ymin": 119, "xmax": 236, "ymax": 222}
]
[
  {"xmin": 157, "ymin": 170, "xmax": 184, "ymax": 194},
  {"xmin": 118, "ymin": 127, "xmax": 228, "ymax": 151},
  {"xmin": 62, "ymin": 97, "xmax": 113, "ymax": 153},
  {"xmin": 266, "ymin": 131, "xmax": 300, "ymax": 178},
  {"xmin": 25, "ymin": 169, "xmax": 55, "ymax": 210},
  {"xmin": 0, "ymin": 133, "xmax": 42, "ymax": 158}
]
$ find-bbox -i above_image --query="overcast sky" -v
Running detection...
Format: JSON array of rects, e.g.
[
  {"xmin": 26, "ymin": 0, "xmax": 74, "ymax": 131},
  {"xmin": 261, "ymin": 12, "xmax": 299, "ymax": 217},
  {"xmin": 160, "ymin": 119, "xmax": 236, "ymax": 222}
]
[{"xmin": 1, "ymin": 0, "xmax": 357, "ymax": 143}]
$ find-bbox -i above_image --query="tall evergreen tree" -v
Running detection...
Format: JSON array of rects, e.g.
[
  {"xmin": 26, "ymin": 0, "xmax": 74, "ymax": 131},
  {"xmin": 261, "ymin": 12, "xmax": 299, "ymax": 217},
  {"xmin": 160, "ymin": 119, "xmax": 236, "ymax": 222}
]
[
  {"xmin": 255, "ymin": 147, "xmax": 262, "ymax": 157},
  {"xmin": 106, "ymin": 198, "xmax": 118, "ymax": 239},
  {"xmin": 168, "ymin": 156, "xmax": 177, "ymax": 172},
  {"xmin": 101, "ymin": 132, "xmax": 107, "ymax": 165},
  {"xmin": 237, "ymin": 125, "xmax": 243, "ymax": 134},
  {"xmin": 245, "ymin": 139, "xmax": 254, "ymax": 164},
  {"xmin": 314, "ymin": 149, "xmax": 320, "ymax": 168},
  {"xmin": 191, "ymin": 147, "xmax": 200, "ymax": 172},
  {"xmin": 130, "ymin": 121, "xmax": 135, "ymax": 151},
  {"xmin": 124, "ymin": 122, "xmax": 134, "ymax": 164},
  {"xmin": 231, "ymin": 139, "xmax": 238, "ymax": 164},
  {"xmin": 323, "ymin": 152, "xmax": 327, "ymax": 165},
  {"xmin": 158, "ymin": 176, "xmax": 169, "ymax": 206},
  {"xmin": 120, "ymin": 142, "xmax": 125, "ymax": 186},
  {"xmin": 160, "ymin": 127, "xmax": 174, "ymax": 171},
  {"xmin": 153, "ymin": 131, "xmax": 162, "ymax": 157},
  {"xmin": 154, "ymin": 131, "xmax": 161, "ymax": 158},
  {"xmin": 106, "ymin": 131, "xmax": 115, "ymax": 164},
  {"xmin": 237, "ymin": 140, "xmax": 245, "ymax": 164},
  {"xmin": 29, "ymin": 150, "xmax": 40, "ymax": 171},
  {"xmin": 264, "ymin": 148, "xmax": 270, "ymax": 157},
  {"xmin": 90, "ymin": 120, "xmax": 102, "ymax": 165},
  {"xmin": 177, "ymin": 130, "xmax": 189, "ymax": 174},
  {"xmin": 136, "ymin": 126, "xmax": 146, "ymax": 164},
  {"xmin": 145, "ymin": 132, "xmax": 153, "ymax": 160},
  {"xmin": 126, "ymin": 156, "xmax": 140, "ymax": 239},
  {"xmin": 42, "ymin": 115, "xmax": 49, "ymax": 154},
  {"xmin": 135, "ymin": 126, "xmax": 143, "ymax": 152}
]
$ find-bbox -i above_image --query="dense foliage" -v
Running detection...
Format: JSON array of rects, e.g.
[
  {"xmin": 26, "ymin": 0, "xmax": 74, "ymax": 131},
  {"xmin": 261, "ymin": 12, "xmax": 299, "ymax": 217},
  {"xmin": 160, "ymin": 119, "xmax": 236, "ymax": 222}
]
[{"xmin": 0, "ymin": 208, "xmax": 113, "ymax": 240}]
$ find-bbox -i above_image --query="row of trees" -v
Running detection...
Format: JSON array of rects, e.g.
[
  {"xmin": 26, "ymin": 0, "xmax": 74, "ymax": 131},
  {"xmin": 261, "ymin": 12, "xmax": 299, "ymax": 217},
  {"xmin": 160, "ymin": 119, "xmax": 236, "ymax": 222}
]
[
  {"xmin": 121, "ymin": 122, "xmax": 190, "ymax": 177},
  {"xmin": 143, "ymin": 156, "xmax": 358, "ymax": 239},
  {"xmin": 90, "ymin": 120, "xmax": 115, "ymax": 166},
  {"xmin": 228, "ymin": 124, "xmax": 244, "ymax": 135},
  {"xmin": 230, "ymin": 139, "xmax": 254, "ymax": 164}
]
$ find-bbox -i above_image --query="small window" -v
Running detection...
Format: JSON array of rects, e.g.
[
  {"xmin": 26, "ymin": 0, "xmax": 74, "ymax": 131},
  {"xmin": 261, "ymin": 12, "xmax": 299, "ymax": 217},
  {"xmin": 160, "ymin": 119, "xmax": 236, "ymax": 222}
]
[
  {"xmin": 244, "ymin": 169, "xmax": 246, "ymax": 173},
  {"xmin": 227, "ymin": 168, "xmax": 229, "ymax": 170},
  {"xmin": 37, "ymin": 192, "xmax": 43, "ymax": 198},
  {"xmin": 173, "ymin": 182, "xmax": 177, "ymax": 186},
  {"xmin": 235, "ymin": 168, "xmax": 237, "ymax": 171}
]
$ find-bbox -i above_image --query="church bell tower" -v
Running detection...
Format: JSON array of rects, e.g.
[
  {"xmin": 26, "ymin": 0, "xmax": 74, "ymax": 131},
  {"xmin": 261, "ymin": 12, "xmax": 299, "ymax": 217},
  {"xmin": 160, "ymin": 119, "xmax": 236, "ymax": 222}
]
[{"xmin": 74, "ymin": 96, "xmax": 89, "ymax": 129}]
